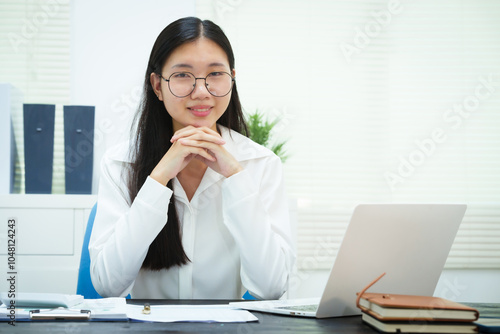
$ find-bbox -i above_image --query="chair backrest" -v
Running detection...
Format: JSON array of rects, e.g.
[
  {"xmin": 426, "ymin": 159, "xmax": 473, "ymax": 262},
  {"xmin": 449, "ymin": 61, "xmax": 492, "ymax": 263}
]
[{"xmin": 76, "ymin": 203, "xmax": 102, "ymax": 299}]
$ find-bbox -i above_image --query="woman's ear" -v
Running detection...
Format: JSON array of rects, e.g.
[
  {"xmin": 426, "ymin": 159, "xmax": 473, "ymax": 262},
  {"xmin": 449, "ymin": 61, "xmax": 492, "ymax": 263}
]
[
  {"xmin": 150, "ymin": 72, "xmax": 163, "ymax": 101},
  {"xmin": 231, "ymin": 68, "xmax": 236, "ymax": 78}
]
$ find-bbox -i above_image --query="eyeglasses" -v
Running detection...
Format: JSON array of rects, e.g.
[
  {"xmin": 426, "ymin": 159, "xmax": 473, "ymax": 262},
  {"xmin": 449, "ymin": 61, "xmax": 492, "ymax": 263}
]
[{"xmin": 160, "ymin": 71, "xmax": 234, "ymax": 98}]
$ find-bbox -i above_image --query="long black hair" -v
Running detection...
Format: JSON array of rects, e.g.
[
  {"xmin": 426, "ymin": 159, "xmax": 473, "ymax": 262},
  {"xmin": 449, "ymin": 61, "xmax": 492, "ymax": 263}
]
[{"xmin": 128, "ymin": 17, "xmax": 248, "ymax": 270}]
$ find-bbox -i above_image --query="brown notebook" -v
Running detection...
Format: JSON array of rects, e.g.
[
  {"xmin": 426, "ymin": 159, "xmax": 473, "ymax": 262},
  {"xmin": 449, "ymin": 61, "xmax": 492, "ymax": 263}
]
[
  {"xmin": 361, "ymin": 312, "xmax": 478, "ymax": 334},
  {"xmin": 358, "ymin": 292, "xmax": 479, "ymax": 322}
]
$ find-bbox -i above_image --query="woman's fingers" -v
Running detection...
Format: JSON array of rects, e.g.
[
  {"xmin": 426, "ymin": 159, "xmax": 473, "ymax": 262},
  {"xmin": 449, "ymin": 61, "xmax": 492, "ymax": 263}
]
[
  {"xmin": 150, "ymin": 140, "xmax": 218, "ymax": 185},
  {"xmin": 178, "ymin": 138, "xmax": 220, "ymax": 149},
  {"xmin": 171, "ymin": 126, "xmax": 224, "ymax": 144},
  {"xmin": 155, "ymin": 125, "xmax": 243, "ymax": 179},
  {"xmin": 189, "ymin": 146, "xmax": 217, "ymax": 162},
  {"xmin": 179, "ymin": 138, "xmax": 243, "ymax": 178}
]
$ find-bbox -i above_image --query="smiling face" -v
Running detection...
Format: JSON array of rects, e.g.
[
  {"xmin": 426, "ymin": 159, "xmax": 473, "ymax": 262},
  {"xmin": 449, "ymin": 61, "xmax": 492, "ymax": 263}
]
[{"xmin": 151, "ymin": 37, "xmax": 234, "ymax": 132}]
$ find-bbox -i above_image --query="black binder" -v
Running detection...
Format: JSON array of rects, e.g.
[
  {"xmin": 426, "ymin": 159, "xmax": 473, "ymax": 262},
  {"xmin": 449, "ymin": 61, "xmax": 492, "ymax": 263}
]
[
  {"xmin": 63, "ymin": 105, "xmax": 95, "ymax": 194},
  {"xmin": 23, "ymin": 104, "xmax": 55, "ymax": 194}
]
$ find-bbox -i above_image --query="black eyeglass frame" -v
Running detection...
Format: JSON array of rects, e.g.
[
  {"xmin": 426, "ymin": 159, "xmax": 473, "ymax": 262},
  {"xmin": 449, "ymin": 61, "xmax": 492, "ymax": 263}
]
[{"xmin": 159, "ymin": 71, "xmax": 235, "ymax": 98}]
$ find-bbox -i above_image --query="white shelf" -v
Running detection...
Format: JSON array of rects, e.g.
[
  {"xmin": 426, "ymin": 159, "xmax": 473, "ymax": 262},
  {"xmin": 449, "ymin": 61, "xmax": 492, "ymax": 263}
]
[
  {"xmin": 0, "ymin": 194, "xmax": 97, "ymax": 208},
  {"xmin": 0, "ymin": 194, "xmax": 97, "ymax": 294}
]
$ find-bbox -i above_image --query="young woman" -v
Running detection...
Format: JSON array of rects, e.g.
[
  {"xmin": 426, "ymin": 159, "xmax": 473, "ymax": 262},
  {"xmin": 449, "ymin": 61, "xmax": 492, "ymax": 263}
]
[{"xmin": 89, "ymin": 17, "xmax": 295, "ymax": 300}]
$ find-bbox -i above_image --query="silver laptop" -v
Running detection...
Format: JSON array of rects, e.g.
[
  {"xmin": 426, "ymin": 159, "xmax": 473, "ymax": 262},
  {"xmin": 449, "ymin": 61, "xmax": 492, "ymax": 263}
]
[{"xmin": 230, "ymin": 204, "xmax": 467, "ymax": 318}]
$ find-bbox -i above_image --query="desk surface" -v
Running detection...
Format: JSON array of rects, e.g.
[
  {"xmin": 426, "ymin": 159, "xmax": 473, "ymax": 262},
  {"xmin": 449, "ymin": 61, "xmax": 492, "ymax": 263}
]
[{"xmin": 5, "ymin": 299, "xmax": 378, "ymax": 334}]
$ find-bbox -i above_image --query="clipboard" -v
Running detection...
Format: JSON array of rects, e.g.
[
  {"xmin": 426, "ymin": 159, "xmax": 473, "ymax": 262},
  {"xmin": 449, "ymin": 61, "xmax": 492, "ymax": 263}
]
[{"xmin": 29, "ymin": 307, "xmax": 91, "ymax": 321}]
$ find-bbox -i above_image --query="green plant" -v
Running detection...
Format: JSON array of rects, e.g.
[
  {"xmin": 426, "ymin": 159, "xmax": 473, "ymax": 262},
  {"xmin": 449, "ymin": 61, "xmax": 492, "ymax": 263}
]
[{"xmin": 246, "ymin": 111, "xmax": 289, "ymax": 163}]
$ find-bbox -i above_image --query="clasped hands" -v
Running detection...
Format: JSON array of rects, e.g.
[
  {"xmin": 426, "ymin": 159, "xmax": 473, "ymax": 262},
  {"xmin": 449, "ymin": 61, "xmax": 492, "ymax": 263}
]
[{"xmin": 150, "ymin": 126, "xmax": 243, "ymax": 185}]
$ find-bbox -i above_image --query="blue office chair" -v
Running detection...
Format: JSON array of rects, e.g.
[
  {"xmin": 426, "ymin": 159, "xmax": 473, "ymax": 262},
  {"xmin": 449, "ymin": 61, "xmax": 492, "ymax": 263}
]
[
  {"xmin": 77, "ymin": 203, "xmax": 103, "ymax": 299},
  {"xmin": 242, "ymin": 291, "xmax": 258, "ymax": 300},
  {"xmin": 77, "ymin": 203, "xmax": 257, "ymax": 300}
]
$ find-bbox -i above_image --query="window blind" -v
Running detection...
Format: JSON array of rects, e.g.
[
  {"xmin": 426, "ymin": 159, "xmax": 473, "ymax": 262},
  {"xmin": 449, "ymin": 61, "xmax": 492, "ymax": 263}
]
[
  {"xmin": 0, "ymin": 0, "xmax": 71, "ymax": 194},
  {"xmin": 196, "ymin": 0, "xmax": 500, "ymax": 269}
]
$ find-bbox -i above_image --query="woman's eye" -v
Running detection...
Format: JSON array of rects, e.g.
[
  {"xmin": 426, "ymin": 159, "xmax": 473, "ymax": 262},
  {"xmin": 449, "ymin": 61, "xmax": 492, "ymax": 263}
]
[{"xmin": 173, "ymin": 72, "xmax": 191, "ymax": 79}]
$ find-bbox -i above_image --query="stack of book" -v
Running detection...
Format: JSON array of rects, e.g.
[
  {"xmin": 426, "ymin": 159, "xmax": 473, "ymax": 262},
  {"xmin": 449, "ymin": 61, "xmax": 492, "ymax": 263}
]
[{"xmin": 357, "ymin": 292, "xmax": 479, "ymax": 333}]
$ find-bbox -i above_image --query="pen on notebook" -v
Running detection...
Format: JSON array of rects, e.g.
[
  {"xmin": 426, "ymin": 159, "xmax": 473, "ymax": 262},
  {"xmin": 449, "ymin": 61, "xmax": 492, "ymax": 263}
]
[{"xmin": 142, "ymin": 303, "xmax": 151, "ymax": 315}]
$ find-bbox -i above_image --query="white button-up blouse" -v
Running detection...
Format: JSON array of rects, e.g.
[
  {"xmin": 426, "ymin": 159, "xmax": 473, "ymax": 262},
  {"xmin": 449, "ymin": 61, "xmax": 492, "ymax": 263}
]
[{"xmin": 89, "ymin": 126, "xmax": 295, "ymax": 300}]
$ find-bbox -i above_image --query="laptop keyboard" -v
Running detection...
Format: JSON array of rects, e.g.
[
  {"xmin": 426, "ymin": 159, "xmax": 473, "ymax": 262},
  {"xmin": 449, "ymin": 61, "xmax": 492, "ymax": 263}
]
[{"xmin": 277, "ymin": 304, "xmax": 319, "ymax": 312}]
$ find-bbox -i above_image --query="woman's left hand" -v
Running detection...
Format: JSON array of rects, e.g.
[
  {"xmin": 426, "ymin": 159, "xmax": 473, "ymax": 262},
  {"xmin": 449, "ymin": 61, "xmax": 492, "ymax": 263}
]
[{"xmin": 171, "ymin": 126, "xmax": 243, "ymax": 178}]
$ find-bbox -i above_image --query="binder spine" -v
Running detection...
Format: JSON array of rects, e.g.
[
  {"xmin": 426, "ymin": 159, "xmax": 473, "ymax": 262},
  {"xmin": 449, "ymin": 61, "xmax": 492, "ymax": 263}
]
[
  {"xmin": 23, "ymin": 104, "xmax": 55, "ymax": 194},
  {"xmin": 63, "ymin": 105, "xmax": 95, "ymax": 194}
]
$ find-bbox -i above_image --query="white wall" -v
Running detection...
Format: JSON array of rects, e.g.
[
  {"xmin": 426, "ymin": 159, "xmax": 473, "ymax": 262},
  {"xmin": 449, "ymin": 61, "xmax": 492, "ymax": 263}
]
[
  {"xmin": 70, "ymin": 0, "xmax": 195, "ymax": 193},
  {"xmin": 435, "ymin": 269, "xmax": 500, "ymax": 303},
  {"xmin": 290, "ymin": 269, "xmax": 500, "ymax": 303},
  {"xmin": 67, "ymin": 1, "xmax": 499, "ymax": 303}
]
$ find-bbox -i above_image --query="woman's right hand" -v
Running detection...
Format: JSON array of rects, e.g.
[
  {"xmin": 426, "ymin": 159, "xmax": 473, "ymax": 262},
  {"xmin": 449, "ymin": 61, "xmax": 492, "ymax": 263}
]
[{"xmin": 149, "ymin": 126, "xmax": 225, "ymax": 186}]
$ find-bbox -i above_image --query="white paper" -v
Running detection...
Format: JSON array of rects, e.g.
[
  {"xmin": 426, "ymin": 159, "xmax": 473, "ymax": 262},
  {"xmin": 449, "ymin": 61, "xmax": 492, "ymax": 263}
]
[
  {"xmin": 74, "ymin": 297, "xmax": 128, "ymax": 320},
  {"xmin": 1, "ymin": 300, "xmax": 259, "ymax": 323},
  {"xmin": 0, "ymin": 292, "xmax": 83, "ymax": 308},
  {"xmin": 126, "ymin": 304, "xmax": 258, "ymax": 323}
]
